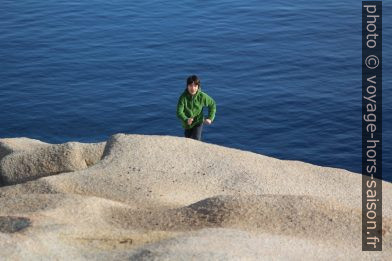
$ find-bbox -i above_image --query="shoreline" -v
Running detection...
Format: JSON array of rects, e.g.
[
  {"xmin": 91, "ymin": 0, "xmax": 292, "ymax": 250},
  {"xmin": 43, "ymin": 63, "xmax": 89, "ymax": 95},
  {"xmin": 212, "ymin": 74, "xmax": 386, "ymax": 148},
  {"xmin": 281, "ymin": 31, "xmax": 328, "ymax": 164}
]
[{"xmin": 0, "ymin": 133, "xmax": 391, "ymax": 259}]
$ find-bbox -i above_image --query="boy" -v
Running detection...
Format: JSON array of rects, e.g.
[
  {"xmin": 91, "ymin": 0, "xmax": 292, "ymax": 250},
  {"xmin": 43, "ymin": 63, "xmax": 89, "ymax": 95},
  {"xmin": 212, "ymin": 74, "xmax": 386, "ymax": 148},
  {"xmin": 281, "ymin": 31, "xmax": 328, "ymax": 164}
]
[{"xmin": 176, "ymin": 75, "xmax": 216, "ymax": 141}]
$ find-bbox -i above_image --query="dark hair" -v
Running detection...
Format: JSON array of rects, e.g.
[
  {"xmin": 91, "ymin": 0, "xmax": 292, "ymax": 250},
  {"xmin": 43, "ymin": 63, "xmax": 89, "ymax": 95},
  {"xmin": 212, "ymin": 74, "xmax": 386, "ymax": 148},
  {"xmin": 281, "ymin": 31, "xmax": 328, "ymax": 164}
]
[{"xmin": 186, "ymin": 75, "xmax": 201, "ymax": 88}]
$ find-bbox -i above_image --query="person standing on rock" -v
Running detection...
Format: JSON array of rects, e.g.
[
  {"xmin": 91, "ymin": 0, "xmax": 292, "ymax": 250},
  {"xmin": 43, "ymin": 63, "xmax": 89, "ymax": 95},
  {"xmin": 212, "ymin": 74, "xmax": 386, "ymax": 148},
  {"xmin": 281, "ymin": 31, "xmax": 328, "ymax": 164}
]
[{"xmin": 176, "ymin": 75, "xmax": 216, "ymax": 141}]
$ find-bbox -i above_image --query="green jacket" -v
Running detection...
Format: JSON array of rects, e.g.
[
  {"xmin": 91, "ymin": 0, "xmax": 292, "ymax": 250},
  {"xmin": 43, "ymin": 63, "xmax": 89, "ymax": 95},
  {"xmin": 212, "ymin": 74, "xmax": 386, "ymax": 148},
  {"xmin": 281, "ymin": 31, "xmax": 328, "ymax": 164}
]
[{"xmin": 176, "ymin": 87, "xmax": 216, "ymax": 129}]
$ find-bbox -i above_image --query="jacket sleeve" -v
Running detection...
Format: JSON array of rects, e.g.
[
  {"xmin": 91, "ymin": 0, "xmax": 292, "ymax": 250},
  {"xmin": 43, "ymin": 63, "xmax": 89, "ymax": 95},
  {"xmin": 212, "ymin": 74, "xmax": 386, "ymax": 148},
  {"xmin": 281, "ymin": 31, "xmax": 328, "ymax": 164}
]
[
  {"xmin": 204, "ymin": 93, "xmax": 216, "ymax": 122},
  {"xmin": 176, "ymin": 95, "xmax": 188, "ymax": 121}
]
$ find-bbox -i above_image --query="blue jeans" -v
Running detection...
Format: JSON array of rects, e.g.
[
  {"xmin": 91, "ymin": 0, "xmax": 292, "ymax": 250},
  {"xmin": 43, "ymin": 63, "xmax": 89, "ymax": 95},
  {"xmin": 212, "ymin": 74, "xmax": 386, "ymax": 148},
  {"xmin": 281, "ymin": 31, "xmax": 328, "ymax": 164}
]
[{"xmin": 184, "ymin": 122, "xmax": 203, "ymax": 141}]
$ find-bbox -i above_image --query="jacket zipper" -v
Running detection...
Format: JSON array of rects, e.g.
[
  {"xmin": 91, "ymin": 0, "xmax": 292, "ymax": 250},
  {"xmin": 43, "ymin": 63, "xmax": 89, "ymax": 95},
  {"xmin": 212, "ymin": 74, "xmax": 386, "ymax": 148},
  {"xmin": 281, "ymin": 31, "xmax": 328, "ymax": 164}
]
[
  {"xmin": 189, "ymin": 91, "xmax": 197, "ymax": 126},
  {"xmin": 191, "ymin": 95, "xmax": 194, "ymax": 114}
]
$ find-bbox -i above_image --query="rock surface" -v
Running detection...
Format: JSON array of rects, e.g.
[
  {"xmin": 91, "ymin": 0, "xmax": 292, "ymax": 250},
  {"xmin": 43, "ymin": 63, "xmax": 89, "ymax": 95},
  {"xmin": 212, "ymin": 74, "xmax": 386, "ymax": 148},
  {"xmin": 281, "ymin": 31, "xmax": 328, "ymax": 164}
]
[{"xmin": 0, "ymin": 133, "xmax": 390, "ymax": 260}]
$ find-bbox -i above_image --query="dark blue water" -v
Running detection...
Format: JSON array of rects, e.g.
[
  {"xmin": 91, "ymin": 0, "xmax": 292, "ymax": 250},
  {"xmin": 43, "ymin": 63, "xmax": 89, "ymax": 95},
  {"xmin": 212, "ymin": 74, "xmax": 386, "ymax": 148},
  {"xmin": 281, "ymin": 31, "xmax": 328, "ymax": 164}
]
[{"xmin": 1, "ymin": 0, "xmax": 391, "ymax": 181}]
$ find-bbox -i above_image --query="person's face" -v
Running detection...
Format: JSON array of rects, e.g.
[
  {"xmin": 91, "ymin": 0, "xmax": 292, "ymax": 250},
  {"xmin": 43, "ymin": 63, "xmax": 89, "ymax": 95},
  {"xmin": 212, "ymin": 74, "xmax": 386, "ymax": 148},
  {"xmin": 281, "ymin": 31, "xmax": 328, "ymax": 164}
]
[{"xmin": 187, "ymin": 82, "xmax": 199, "ymax": 95}]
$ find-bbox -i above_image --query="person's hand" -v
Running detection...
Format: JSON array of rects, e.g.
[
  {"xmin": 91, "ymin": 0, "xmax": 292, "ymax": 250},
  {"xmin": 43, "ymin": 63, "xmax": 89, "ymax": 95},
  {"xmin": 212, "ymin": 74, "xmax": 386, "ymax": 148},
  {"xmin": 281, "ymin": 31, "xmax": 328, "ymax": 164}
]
[
  {"xmin": 187, "ymin": 118, "xmax": 194, "ymax": 125},
  {"xmin": 204, "ymin": 118, "xmax": 212, "ymax": 125}
]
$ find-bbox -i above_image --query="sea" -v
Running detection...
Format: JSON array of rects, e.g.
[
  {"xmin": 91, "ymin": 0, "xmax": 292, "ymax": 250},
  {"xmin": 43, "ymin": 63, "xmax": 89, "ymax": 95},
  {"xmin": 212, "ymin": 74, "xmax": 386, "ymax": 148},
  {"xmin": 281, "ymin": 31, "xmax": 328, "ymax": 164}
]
[{"xmin": 1, "ymin": 0, "xmax": 391, "ymax": 181}]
